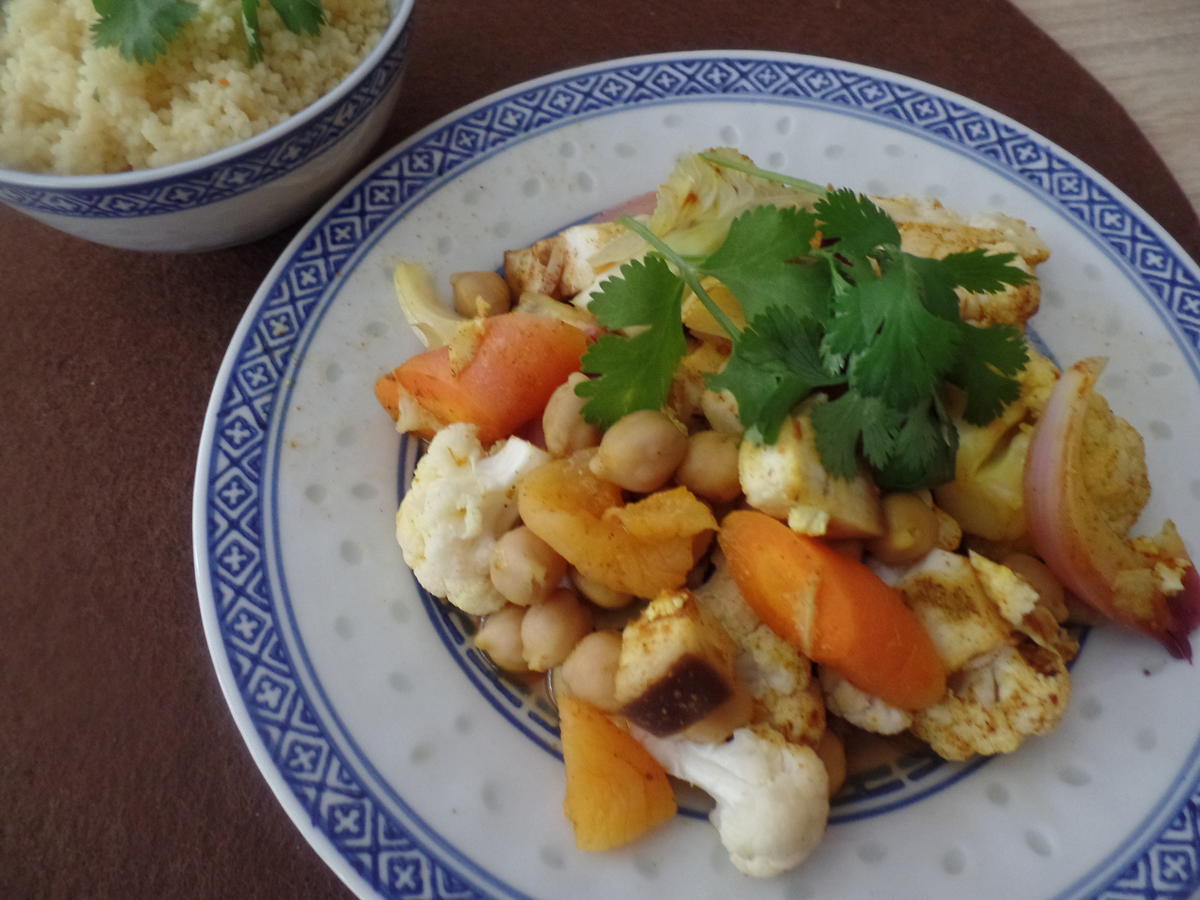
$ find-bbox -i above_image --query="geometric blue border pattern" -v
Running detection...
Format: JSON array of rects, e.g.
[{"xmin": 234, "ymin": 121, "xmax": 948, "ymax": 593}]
[
  {"xmin": 0, "ymin": 24, "xmax": 410, "ymax": 219},
  {"xmin": 199, "ymin": 53, "xmax": 1200, "ymax": 899}
]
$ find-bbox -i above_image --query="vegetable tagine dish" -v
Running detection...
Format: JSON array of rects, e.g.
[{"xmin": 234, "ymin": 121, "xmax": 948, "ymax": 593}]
[{"xmin": 373, "ymin": 149, "xmax": 1200, "ymax": 877}]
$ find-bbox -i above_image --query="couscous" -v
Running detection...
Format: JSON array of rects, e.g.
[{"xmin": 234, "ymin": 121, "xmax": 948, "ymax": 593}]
[{"xmin": 0, "ymin": 0, "xmax": 390, "ymax": 175}]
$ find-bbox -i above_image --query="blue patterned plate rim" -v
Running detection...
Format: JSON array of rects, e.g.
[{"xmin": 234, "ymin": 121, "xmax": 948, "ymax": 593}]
[
  {"xmin": 193, "ymin": 49, "xmax": 1200, "ymax": 900},
  {"xmin": 0, "ymin": 0, "xmax": 416, "ymax": 190}
]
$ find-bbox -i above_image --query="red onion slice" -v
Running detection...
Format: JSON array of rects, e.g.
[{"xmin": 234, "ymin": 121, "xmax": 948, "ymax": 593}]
[{"xmin": 1024, "ymin": 357, "xmax": 1196, "ymax": 660}]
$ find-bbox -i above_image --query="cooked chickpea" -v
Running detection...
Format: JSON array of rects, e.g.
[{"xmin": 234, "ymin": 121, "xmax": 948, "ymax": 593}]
[
  {"xmin": 1002, "ymin": 552, "xmax": 1068, "ymax": 620},
  {"xmin": 542, "ymin": 372, "xmax": 601, "ymax": 457},
  {"xmin": 450, "ymin": 270, "xmax": 512, "ymax": 317},
  {"xmin": 675, "ymin": 430, "xmax": 741, "ymax": 502},
  {"xmin": 521, "ymin": 589, "xmax": 593, "ymax": 672},
  {"xmin": 590, "ymin": 409, "xmax": 688, "ymax": 493},
  {"xmin": 815, "ymin": 729, "xmax": 847, "ymax": 797},
  {"xmin": 867, "ymin": 493, "xmax": 938, "ymax": 564},
  {"xmin": 474, "ymin": 605, "xmax": 528, "ymax": 672},
  {"xmin": 489, "ymin": 525, "xmax": 568, "ymax": 606},
  {"xmin": 558, "ymin": 630, "xmax": 623, "ymax": 711},
  {"xmin": 570, "ymin": 567, "xmax": 634, "ymax": 610}
]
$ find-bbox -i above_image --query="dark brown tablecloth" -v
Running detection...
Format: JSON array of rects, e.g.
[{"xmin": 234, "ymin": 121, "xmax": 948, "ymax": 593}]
[{"xmin": 3, "ymin": 1, "xmax": 1198, "ymax": 897}]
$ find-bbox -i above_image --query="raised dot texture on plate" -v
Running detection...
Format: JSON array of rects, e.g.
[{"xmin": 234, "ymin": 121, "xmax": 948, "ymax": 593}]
[
  {"xmin": 350, "ymin": 482, "xmax": 378, "ymax": 500},
  {"xmin": 1058, "ymin": 764, "xmax": 1091, "ymax": 786},
  {"xmin": 1148, "ymin": 420, "xmax": 1173, "ymax": 440},
  {"xmin": 1025, "ymin": 829, "xmax": 1055, "ymax": 858},
  {"xmin": 941, "ymin": 847, "xmax": 966, "ymax": 875}
]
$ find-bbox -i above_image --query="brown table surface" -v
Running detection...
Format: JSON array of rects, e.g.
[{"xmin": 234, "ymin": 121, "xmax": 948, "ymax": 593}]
[{"xmin": 4, "ymin": 1, "xmax": 1199, "ymax": 898}]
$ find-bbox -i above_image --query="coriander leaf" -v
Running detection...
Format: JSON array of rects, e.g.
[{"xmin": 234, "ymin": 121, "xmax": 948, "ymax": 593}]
[
  {"xmin": 809, "ymin": 391, "xmax": 903, "ymax": 478},
  {"xmin": 708, "ymin": 305, "xmax": 841, "ymax": 443},
  {"xmin": 815, "ymin": 188, "xmax": 900, "ymax": 259},
  {"xmin": 91, "ymin": 0, "xmax": 198, "ymax": 64},
  {"xmin": 242, "ymin": 0, "xmax": 263, "ymax": 63},
  {"xmin": 938, "ymin": 248, "xmax": 1033, "ymax": 293},
  {"xmin": 905, "ymin": 253, "xmax": 963, "ymax": 321},
  {"xmin": 874, "ymin": 397, "xmax": 959, "ymax": 491},
  {"xmin": 576, "ymin": 256, "xmax": 687, "ymax": 426},
  {"xmin": 949, "ymin": 323, "xmax": 1029, "ymax": 425},
  {"xmin": 697, "ymin": 206, "xmax": 825, "ymax": 321},
  {"xmin": 836, "ymin": 255, "xmax": 961, "ymax": 410},
  {"xmin": 269, "ymin": 0, "xmax": 325, "ymax": 35}
]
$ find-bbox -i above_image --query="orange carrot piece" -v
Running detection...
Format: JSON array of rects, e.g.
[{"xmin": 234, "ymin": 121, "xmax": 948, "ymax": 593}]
[
  {"xmin": 375, "ymin": 313, "xmax": 588, "ymax": 443},
  {"xmin": 560, "ymin": 694, "xmax": 676, "ymax": 851},
  {"xmin": 719, "ymin": 510, "xmax": 946, "ymax": 710}
]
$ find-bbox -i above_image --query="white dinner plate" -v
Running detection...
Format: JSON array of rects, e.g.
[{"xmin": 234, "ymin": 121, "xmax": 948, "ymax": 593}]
[{"xmin": 193, "ymin": 51, "xmax": 1200, "ymax": 900}]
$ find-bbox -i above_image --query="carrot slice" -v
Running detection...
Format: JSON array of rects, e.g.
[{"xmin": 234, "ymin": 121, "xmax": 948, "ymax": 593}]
[
  {"xmin": 375, "ymin": 312, "xmax": 588, "ymax": 443},
  {"xmin": 560, "ymin": 694, "xmax": 676, "ymax": 851},
  {"xmin": 719, "ymin": 510, "xmax": 946, "ymax": 710}
]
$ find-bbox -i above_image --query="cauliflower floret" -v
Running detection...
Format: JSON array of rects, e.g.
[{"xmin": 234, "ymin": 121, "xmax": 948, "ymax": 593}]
[
  {"xmin": 694, "ymin": 561, "xmax": 825, "ymax": 745},
  {"xmin": 739, "ymin": 398, "xmax": 883, "ymax": 539},
  {"xmin": 819, "ymin": 668, "xmax": 912, "ymax": 735},
  {"xmin": 875, "ymin": 548, "xmax": 1077, "ymax": 759},
  {"xmin": 1080, "ymin": 390, "xmax": 1151, "ymax": 536},
  {"xmin": 875, "ymin": 549, "xmax": 1012, "ymax": 672},
  {"xmin": 911, "ymin": 642, "xmax": 1071, "ymax": 761},
  {"xmin": 504, "ymin": 222, "xmax": 628, "ymax": 299},
  {"xmin": 872, "ymin": 195, "xmax": 1049, "ymax": 328},
  {"xmin": 635, "ymin": 725, "xmax": 828, "ymax": 878},
  {"xmin": 969, "ymin": 551, "xmax": 1039, "ymax": 627},
  {"xmin": 396, "ymin": 424, "xmax": 550, "ymax": 615}
]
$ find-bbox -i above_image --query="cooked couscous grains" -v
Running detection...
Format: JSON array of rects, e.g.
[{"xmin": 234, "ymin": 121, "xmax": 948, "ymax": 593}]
[{"xmin": 0, "ymin": 0, "xmax": 390, "ymax": 174}]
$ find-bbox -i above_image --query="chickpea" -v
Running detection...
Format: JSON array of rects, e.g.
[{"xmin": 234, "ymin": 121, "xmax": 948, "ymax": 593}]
[
  {"xmin": 1002, "ymin": 552, "xmax": 1068, "ymax": 620},
  {"xmin": 542, "ymin": 372, "xmax": 601, "ymax": 457},
  {"xmin": 867, "ymin": 493, "xmax": 938, "ymax": 565},
  {"xmin": 675, "ymin": 430, "xmax": 741, "ymax": 502},
  {"xmin": 450, "ymin": 270, "xmax": 512, "ymax": 318},
  {"xmin": 521, "ymin": 589, "xmax": 593, "ymax": 672},
  {"xmin": 570, "ymin": 567, "xmax": 634, "ymax": 610},
  {"xmin": 590, "ymin": 409, "xmax": 688, "ymax": 493},
  {"xmin": 489, "ymin": 525, "xmax": 568, "ymax": 606},
  {"xmin": 474, "ymin": 605, "xmax": 528, "ymax": 672},
  {"xmin": 558, "ymin": 630, "xmax": 623, "ymax": 711},
  {"xmin": 815, "ymin": 729, "xmax": 847, "ymax": 797}
]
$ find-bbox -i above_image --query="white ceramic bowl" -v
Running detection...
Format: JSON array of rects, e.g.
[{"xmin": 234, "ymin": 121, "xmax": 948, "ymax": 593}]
[{"xmin": 0, "ymin": 0, "xmax": 415, "ymax": 252}]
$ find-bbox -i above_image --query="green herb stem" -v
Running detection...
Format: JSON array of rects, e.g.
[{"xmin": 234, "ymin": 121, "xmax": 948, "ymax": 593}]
[
  {"xmin": 698, "ymin": 151, "xmax": 828, "ymax": 197},
  {"xmin": 616, "ymin": 215, "xmax": 743, "ymax": 340}
]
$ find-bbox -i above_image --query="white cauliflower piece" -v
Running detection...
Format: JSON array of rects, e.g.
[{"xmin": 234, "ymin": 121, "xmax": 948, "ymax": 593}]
[
  {"xmin": 694, "ymin": 561, "xmax": 825, "ymax": 745},
  {"xmin": 739, "ymin": 399, "xmax": 883, "ymax": 539},
  {"xmin": 874, "ymin": 549, "xmax": 1012, "ymax": 672},
  {"xmin": 396, "ymin": 424, "xmax": 549, "ymax": 615},
  {"xmin": 819, "ymin": 668, "xmax": 912, "ymax": 735},
  {"xmin": 504, "ymin": 222, "xmax": 627, "ymax": 299},
  {"xmin": 876, "ymin": 549, "xmax": 1077, "ymax": 760},
  {"xmin": 911, "ymin": 642, "xmax": 1071, "ymax": 761},
  {"xmin": 635, "ymin": 726, "xmax": 828, "ymax": 878},
  {"xmin": 872, "ymin": 195, "xmax": 1049, "ymax": 328},
  {"xmin": 969, "ymin": 551, "xmax": 1039, "ymax": 627}
]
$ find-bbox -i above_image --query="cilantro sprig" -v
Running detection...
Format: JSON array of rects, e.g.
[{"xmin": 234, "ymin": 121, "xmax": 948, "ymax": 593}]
[
  {"xmin": 577, "ymin": 168, "xmax": 1032, "ymax": 491},
  {"xmin": 92, "ymin": 0, "xmax": 327, "ymax": 64}
]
